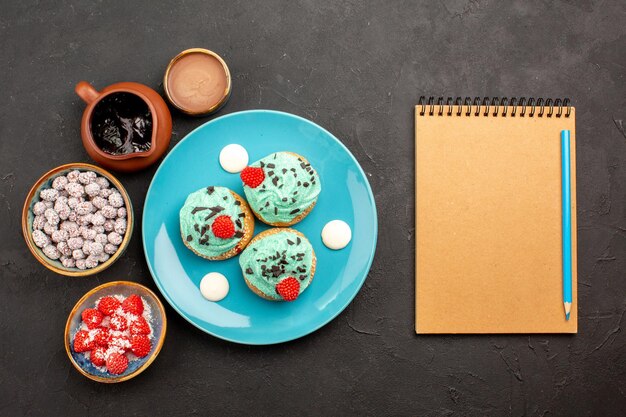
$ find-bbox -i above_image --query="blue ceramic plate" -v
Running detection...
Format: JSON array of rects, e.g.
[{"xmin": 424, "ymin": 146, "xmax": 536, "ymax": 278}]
[{"xmin": 142, "ymin": 110, "xmax": 377, "ymax": 345}]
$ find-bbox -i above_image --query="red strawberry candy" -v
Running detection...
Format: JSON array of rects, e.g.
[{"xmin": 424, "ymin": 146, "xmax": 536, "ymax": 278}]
[
  {"xmin": 109, "ymin": 333, "xmax": 131, "ymax": 352},
  {"xmin": 73, "ymin": 330, "xmax": 95, "ymax": 353},
  {"xmin": 109, "ymin": 313, "xmax": 128, "ymax": 331},
  {"xmin": 275, "ymin": 277, "xmax": 300, "ymax": 301},
  {"xmin": 130, "ymin": 334, "xmax": 152, "ymax": 358},
  {"xmin": 212, "ymin": 215, "xmax": 235, "ymax": 239},
  {"xmin": 106, "ymin": 352, "xmax": 128, "ymax": 375},
  {"xmin": 129, "ymin": 316, "xmax": 151, "ymax": 335},
  {"xmin": 81, "ymin": 308, "xmax": 103, "ymax": 329},
  {"xmin": 93, "ymin": 327, "xmax": 110, "ymax": 347},
  {"xmin": 240, "ymin": 166, "xmax": 265, "ymax": 188},
  {"xmin": 90, "ymin": 346, "xmax": 107, "ymax": 367},
  {"xmin": 121, "ymin": 294, "xmax": 144, "ymax": 316},
  {"xmin": 97, "ymin": 296, "xmax": 121, "ymax": 315}
]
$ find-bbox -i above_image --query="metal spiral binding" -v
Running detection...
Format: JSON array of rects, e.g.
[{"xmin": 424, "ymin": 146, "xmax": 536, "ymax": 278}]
[{"xmin": 418, "ymin": 96, "xmax": 571, "ymax": 118}]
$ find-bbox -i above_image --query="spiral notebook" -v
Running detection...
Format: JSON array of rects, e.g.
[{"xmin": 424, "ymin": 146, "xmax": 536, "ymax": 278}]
[{"xmin": 415, "ymin": 97, "xmax": 577, "ymax": 334}]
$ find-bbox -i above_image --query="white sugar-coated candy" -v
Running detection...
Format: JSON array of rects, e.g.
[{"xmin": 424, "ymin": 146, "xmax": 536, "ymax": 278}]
[
  {"xmin": 103, "ymin": 219, "xmax": 115, "ymax": 232},
  {"xmin": 117, "ymin": 207, "xmax": 127, "ymax": 218},
  {"xmin": 84, "ymin": 182, "xmax": 101, "ymax": 197},
  {"xmin": 99, "ymin": 188, "xmax": 113, "ymax": 198},
  {"xmin": 108, "ymin": 192, "xmax": 124, "ymax": 208},
  {"xmin": 89, "ymin": 242, "xmax": 103, "ymax": 256},
  {"xmin": 321, "ymin": 220, "xmax": 352, "ymax": 250},
  {"xmin": 81, "ymin": 227, "xmax": 97, "ymax": 241},
  {"xmin": 61, "ymin": 256, "xmax": 76, "ymax": 268},
  {"xmin": 33, "ymin": 215, "xmax": 46, "ymax": 230},
  {"xmin": 114, "ymin": 218, "xmax": 126, "ymax": 235},
  {"xmin": 107, "ymin": 232, "xmax": 122, "ymax": 245},
  {"xmin": 91, "ymin": 212, "xmax": 106, "ymax": 226},
  {"xmin": 85, "ymin": 255, "xmax": 99, "ymax": 269},
  {"xmin": 44, "ymin": 208, "xmax": 59, "ymax": 225},
  {"xmin": 40, "ymin": 188, "xmax": 59, "ymax": 202},
  {"xmin": 66, "ymin": 170, "xmax": 80, "ymax": 183},
  {"xmin": 104, "ymin": 243, "xmax": 118, "ymax": 255},
  {"xmin": 33, "ymin": 201, "xmax": 47, "ymax": 215},
  {"xmin": 42, "ymin": 244, "xmax": 60, "ymax": 260},
  {"xmin": 97, "ymin": 252, "xmax": 110, "ymax": 263},
  {"xmin": 67, "ymin": 197, "xmax": 80, "ymax": 209},
  {"xmin": 72, "ymin": 249, "xmax": 85, "ymax": 260},
  {"xmin": 60, "ymin": 221, "xmax": 78, "ymax": 233},
  {"xmin": 199, "ymin": 272, "xmax": 230, "ymax": 301},
  {"xmin": 65, "ymin": 182, "xmax": 84, "ymax": 198},
  {"xmin": 67, "ymin": 237, "xmax": 84, "ymax": 250},
  {"xmin": 55, "ymin": 202, "xmax": 70, "ymax": 220},
  {"xmin": 95, "ymin": 233, "xmax": 108, "ymax": 245},
  {"xmin": 52, "ymin": 176, "xmax": 69, "ymax": 190},
  {"xmin": 67, "ymin": 211, "xmax": 78, "ymax": 222},
  {"xmin": 32, "ymin": 230, "xmax": 49, "ymax": 248},
  {"xmin": 82, "ymin": 240, "xmax": 94, "ymax": 254},
  {"xmin": 75, "ymin": 259, "xmax": 86, "ymax": 270},
  {"xmin": 92, "ymin": 196, "xmax": 107, "ymax": 209},
  {"xmin": 57, "ymin": 241, "xmax": 72, "ymax": 256},
  {"xmin": 95, "ymin": 177, "xmax": 109, "ymax": 189},
  {"xmin": 78, "ymin": 171, "xmax": 96, "ymax": 185},
  {"xmin": 101, "ymin": 205, "xmax": 117, "ymax": 219},
  {"xmin": 219, "ymin": 144, "xmax": 249, "ymax": 173},
  {"xmin": 76, "ymin": 214, "xmax": 92, "ymax": 226},
  {"xmin": 51, "ymin": 229, "xmax": 69, "ymax": 243},
  {"xmin": 92, "ymin": 225, "xmax": 105, "ymax": 234},
  {"xmin": 75, "ymin": 201, "xmax": 94, "ymax": 216},
  {"xmin": 43, "ymin": 222, "xmax": 57, "ymax": 235}
]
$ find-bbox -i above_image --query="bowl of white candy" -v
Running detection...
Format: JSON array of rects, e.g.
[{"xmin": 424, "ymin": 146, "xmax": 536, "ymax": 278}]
[{"xmin": 22, "ymin": 163, "xmax": 133, "ymax": 276}]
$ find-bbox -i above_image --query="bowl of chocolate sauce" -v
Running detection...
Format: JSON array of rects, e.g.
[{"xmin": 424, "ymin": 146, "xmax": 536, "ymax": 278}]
[{"xmin": 76, "ymin": 81, "xmax": 172, "ymax": 172}]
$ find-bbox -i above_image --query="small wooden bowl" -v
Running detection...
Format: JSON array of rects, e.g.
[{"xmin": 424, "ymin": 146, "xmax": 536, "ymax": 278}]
[
  {"xmin": 22, "ymin": 163, "xmax": 133, "ymax": 277},
  {"xmin": 64, "ymin": 281, "xmax": 167, "ymax": 383}
]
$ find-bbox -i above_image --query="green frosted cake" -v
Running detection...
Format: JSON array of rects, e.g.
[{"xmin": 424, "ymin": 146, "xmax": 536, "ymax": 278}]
[
  {"xmin": 240, "ymin": 152, "xmax": 321, "ymax": 226},
  {"xmin": 179, "ymin": 186, "xmax": 254, "ymax": 260},
  {"xmin": 239, "ymin": 228, "xmax": 316, "ymax": 301}
]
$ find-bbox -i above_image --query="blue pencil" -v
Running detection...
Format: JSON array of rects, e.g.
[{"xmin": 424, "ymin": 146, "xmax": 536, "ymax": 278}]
[{"xmin": 561, "ymin": 130, "xmax": 572, "ymax": 320}]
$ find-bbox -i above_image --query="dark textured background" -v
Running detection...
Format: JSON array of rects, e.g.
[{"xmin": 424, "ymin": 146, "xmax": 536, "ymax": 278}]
[{"xmin": 1, "ymin": 1, "xmax": 625, "ymax": 416}]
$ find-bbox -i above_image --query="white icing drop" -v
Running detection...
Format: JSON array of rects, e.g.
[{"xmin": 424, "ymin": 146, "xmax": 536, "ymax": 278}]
[
  {"xmin": 321, "ymin": 220, "xmax": 352, "ymax": 250},
  {"xmin": 219, "ymin": 144, "xmax": 249, "ymax": 173},
  {"xmin": 200, "ymin": 272, "xmax": 229, "ymax": 301}
]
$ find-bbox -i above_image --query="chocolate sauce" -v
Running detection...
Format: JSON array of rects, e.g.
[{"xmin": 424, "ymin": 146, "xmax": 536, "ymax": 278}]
[{"xmin": 90, "ymin": 92, "xmax": 152, "ymax": 155}]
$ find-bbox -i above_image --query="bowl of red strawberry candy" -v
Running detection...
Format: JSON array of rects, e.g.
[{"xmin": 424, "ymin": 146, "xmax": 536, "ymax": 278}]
[{"xmin": 64, "ymin": 281, "xmax": 167, "ymax": 383}]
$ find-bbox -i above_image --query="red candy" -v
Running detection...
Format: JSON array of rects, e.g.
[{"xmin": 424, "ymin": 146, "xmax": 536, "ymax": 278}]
[
  {"xmin": 130, "ymin": 316, "xmax": 150, "ymax": 335},
  {"xmin": 81, "ymin": 308, "xmax": 103, "ymax": 329},
  {"xmin": 97, "ymin": 296, "xmax": 121, "ymax": 315},
  {"xmin": 240, "ymin": 166, "xmax": 265, "ymax": 188},
  {"xmin": 276, "ymin": 277, "xmax": 300, "ymax": 301},
  {"xmin": 109, "ymin": 313, "xmax": 128, "ymax": 331},
  {"xmin": 106, "ymin": 352, "xmax": 128, "ymax": 375},
  {"xmin": 72, "ymin": 293, "xmax": 152, "ymax": 374},
  {"xmin": 93, "ymin": 327, "xmax": 110, "ymax": 347},
  {"xmin": 121, "ymin": 294, "xmax": 144, "ymax": 316},
  {"xmin": 130, "ymin": 334, "xmax": 152, "ymax": 358},
  {"xmin": 212, "ymin": 215, "xmax": 235, "ymax": 239},
  {"xmin": 73, "ymin": 330, "xmax": 94, "ymax": 353},
  {"xmin": 90, "ymin": 346, "xmax": 107, "ymax": 367}
]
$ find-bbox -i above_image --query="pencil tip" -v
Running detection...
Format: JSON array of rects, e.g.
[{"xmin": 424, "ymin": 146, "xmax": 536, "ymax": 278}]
[{"xmin": 565, "ymin": 313, "xmax": 570, "ymax": 321}]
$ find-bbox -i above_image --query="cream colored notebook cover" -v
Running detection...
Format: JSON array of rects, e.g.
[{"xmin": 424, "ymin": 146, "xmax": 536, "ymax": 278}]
[{"xmin": 415, "ymin": 99, "xmax": 577, "ymax": 334}]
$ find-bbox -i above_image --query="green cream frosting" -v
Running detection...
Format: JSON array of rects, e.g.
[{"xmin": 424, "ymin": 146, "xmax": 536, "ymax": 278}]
[
  {"xmin": 179, "ymin": 186, "xmax": 246, "ymax": 258},
  {"xmin": 243, "ymin": 152, "xmax": 321, "ymax": 224},
  {"xmin": 239, "ymin": 230, "xmax": 314, "ymax": 300}
]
